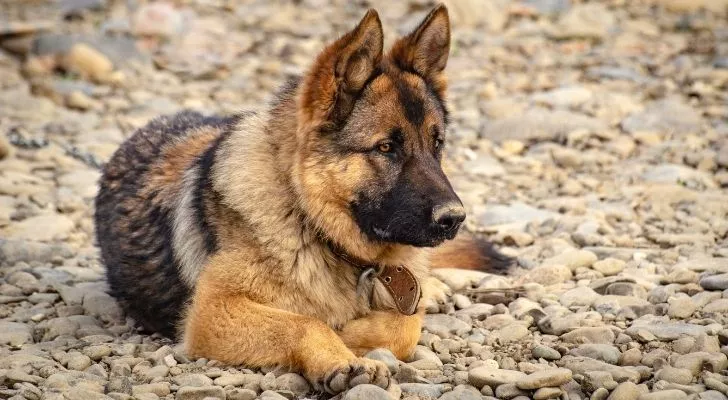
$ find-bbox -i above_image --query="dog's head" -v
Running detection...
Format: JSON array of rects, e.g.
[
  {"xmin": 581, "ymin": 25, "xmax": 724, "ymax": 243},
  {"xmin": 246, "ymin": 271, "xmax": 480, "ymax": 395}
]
[{"xmin": 294, "ymin": 5, "xmax": 463, "ymax": 249}]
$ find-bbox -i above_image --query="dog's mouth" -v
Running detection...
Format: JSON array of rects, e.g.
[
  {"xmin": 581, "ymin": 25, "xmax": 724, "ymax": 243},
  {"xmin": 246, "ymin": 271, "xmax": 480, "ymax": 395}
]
[{"xmin": 369, "ymin": 222, "xmax": 459, "ymax": 247}]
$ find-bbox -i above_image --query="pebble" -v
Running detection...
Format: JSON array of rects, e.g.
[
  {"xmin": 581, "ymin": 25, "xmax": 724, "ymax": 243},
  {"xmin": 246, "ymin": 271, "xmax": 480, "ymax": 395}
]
[
  {"xmin": 534, "ymin": 387, "xmax": 563, "ymax": 400},
  {"xmin": 637, "ymin": 390, "xmax": 688, "ymax": 400},
  {"xmin": 516, "ymin": 368, "xmax": 573, "ymax": 390},
  {"xmin": 0, "ymin": 321, "xmax": 33, "ymax": 345},
  {"xmin": 608, "ymin": 382, "xmax": 642, "ymax": 400},
  {"xmin": 570, "ymin": 344, "xmax": 621, "ymax": 364},
  {"xmin": 592, "ymin": 258, "xmax": 626, "ymax": 276},
  {"xmin": 175, "ymin": 386, "xmax": 225, "ymax": 400},
  {"xmin": 365, "ymin": 348, "xmax": 400, "ymax": 374},
  {"xmin": 342, "ymin": 384, "xmax": 390, "ymax": 400},
  {"xmin": 469, "ymin": 367, "xmax": 526, "ymax": 389},
  {"xmin": 532, "ymin": 345, "xmax": 561, "ymax": 361}
]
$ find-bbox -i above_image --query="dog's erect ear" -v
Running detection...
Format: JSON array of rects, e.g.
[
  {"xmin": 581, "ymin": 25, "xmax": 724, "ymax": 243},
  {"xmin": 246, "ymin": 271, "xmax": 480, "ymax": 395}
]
[
  {"xmin": 389, "ymin": 4, "xmax": 450, "ymax": 89},
  {"xmin": 299, "ymin": 9, "xmax": 383, "ymax": 129}
]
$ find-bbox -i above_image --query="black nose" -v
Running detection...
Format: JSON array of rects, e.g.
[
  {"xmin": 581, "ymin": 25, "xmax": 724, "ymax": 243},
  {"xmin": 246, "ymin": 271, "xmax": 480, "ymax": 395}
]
[{"xmin": 432, "ymin": 203, "xmax": 466, "ymax": 231}]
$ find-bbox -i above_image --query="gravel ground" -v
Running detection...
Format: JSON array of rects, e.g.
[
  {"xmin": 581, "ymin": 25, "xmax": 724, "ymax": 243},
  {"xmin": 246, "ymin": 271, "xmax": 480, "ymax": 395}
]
[{"xmin": 1, "ymin": 0, "xmax": 728, "ymax": 399}]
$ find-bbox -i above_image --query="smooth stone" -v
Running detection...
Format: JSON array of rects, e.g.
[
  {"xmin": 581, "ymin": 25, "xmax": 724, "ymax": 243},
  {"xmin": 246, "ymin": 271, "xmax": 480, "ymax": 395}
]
[
  {"xmin": 175, "ymin": 386, "xmax": 225, "ymax": 400},
  {"xmin": 637, "ymin": 390, "xmax": 687, "ymax": 400},
  {"xmin": 570, "ymin": 344, "xmax": 621, "ymax": 364},
  {"xmin": 701, "ymin": 274, "xmax": 728, "ymax": 290},
  {"xmin": 534, "ymin": 387, "xmax": 563, "ymax": 400},
  {"xmin": 561, "ymin": 327, "xmax": 616, "ymax": 344},
  {"xmin": 654, "ymin": 366, "xmax": 693, "ymax": 385},
  {"xmin": 342, "ymin": 384, "xmax": 390, "ymax": 400},
  {"xmin": 365, "ymin": 348, "xmax": 400, "ymax": 374},
  {"xmin": 607, "ymin": 381, "xmax": 642, "ymax": 400},
  {"xmin": 399, "ymin": 383, "xmax": 445, "ymax": 398},
  {"xmin": 516, "ymin": 368, "xmax": 573, "ymax": 390},
  {"xmin": 469, "ymin": 367, "xmax": 526, "ymax": 389},
  {"xmin": 532, "ymin": 345, "xmax": 561, "ymax": 361},
  {"xmin": 0, "ymin": 321, "xmax": 33, "ymax": 345}
]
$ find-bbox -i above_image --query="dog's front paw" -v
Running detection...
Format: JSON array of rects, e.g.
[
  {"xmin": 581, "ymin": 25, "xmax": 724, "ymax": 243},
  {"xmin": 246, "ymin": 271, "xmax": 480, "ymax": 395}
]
[
  {"xmin": 317, "ymin": 357, "xmax": 390, "ymax": 394},
  {"xmin": 424, "ymin": 276, "xmax": 452, "ymax": 304}
]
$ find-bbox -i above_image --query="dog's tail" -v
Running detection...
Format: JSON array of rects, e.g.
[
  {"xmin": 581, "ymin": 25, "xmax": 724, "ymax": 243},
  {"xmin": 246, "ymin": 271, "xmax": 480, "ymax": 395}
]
[{"xmin": 430, "ymin": 232, "xmax": 513, "ymax": 273}]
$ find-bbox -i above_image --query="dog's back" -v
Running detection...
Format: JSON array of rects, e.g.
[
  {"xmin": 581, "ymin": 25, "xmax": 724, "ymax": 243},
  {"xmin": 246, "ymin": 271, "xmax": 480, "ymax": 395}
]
[{"xmin": 95, "ymin": 111, "xmax": 237, "ymax": 336}]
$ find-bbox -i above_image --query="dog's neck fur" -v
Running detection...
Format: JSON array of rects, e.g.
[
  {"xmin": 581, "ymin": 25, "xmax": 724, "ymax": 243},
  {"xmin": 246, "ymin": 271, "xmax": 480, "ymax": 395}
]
[{"xmin": 211, "ymin": 80, "xmax": 429, "ymax": 281}]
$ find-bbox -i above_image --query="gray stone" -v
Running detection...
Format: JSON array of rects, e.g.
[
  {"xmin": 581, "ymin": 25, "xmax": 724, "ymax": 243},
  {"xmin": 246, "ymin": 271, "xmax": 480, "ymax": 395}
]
[
  {"xmin": 570, "ymin": 344, "xmax": 621, "ymax": 364},
  {"xmin": 534, "ymin": 387, "xmax": 564, "ymax": 400},
  {"xmin": 399, "ymin": 383, "xmax": 445, "ymax": 398},
  {"xmin": 423, "ymin": 314, "xmax": 471, "ymax": 336},
  {"xmin": 560, "ymin": 286, "xmax": 600, "ymax": 307},
  {"xmin": 561, "ymin": 327, "xmax": 616, "ymax": 344},
  {"xmin": 342, "ymin": 384, "xmax": 390, "ymax": 400},
  {"xmin": 700, "ymin": 274, "xmax": 728, "ymax": 291},
  {"xmin": 175, "ymin": 386, "xmax": 225, "ymax": 400},
  {"xmin": 365, "ymin": 348, "xmax": 400, "ymax": 374},
  {"xmin": 638, "ymin": 390, "xmax": 688, "ymax": 400},
  {"xmin": 469, "ymin": 367, "xmax": 526, "ymax": 389},
  {"xmin": 173, "ymin": 374, "xmax": 213, "ymax": 387},
  {"xmin": 532, "ymin": 345, "xmax": 561, "ymax": 361},
  {"xmin": 477, "ymin": 201, "xmax": 559, "ymax": 229},
  {"xmin": 607, "ymin": 382, "xmax": 641, "ymax": 400},
  {"xmin": 654, "ymin": 366, "xmax": 693, "ymax": 385},
  {"xmin": 622, "ymin": 97, "xmax": 702, "ymax": 136},
  {"xmin": 516, "ymin": 368, "xmax": 573, "ymax": 390},
  {"xmin": 0, "ymin": 321, "xmax": 33, "ymax": 345}
]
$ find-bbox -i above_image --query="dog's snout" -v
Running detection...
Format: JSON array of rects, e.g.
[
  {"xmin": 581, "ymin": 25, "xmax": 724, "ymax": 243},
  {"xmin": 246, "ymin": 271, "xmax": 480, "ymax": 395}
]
[{"xmin": 432, "ymin": 202, "xmax": 465, "ymax": 231}]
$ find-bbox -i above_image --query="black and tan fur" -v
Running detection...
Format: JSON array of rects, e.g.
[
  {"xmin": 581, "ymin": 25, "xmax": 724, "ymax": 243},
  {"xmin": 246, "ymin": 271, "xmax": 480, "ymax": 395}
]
[{"xmin": 95, "ymin": 5, "xmax": 509, "ymax": 394}]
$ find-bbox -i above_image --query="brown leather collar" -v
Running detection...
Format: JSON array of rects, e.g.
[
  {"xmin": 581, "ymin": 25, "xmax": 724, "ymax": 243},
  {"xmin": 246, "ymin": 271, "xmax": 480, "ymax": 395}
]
[{"xmin": 328, "ymin": 244, "xmax": 422, "ymax": 315}]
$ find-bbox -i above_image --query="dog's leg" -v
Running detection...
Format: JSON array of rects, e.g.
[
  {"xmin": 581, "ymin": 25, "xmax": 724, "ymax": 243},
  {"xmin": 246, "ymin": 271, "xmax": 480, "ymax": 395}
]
[
  {"xmin": 337, "ymin": 311, "xmax": 423, "ymax": 359},
  {"xmin": 184, "ymin": 278, "xmax": 390, "ymax": 393}
]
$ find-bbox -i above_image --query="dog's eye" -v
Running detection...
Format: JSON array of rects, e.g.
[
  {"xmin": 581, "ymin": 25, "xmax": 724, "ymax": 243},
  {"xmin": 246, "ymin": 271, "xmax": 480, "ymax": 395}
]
[
  {"xmin": 378, "ymin": 142, "xmax": 393, "ymax": 153},
  {"xmin": 434, "ymin": 138, "xmax": 444, "ymax": 150}
]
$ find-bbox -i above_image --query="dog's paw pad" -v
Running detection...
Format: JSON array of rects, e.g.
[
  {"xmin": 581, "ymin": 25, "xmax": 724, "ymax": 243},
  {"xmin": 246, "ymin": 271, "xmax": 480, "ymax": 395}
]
[{"xmin": 321, "ymin": 358, "xmax": 390, "ymax": 394}]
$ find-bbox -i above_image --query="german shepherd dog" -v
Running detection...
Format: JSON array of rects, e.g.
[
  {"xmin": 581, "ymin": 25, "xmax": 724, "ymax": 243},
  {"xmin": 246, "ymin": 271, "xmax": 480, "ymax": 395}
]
[{"xmin": 95, "ymin": 4, "xmax": 508, "ymax": 394}]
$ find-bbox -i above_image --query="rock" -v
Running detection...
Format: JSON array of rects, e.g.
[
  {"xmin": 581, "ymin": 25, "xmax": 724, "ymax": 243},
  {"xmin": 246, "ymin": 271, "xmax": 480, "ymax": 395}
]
[
  {"xmin": 496, "ymin": 323, "xmax": 529, "ymax": 343},
  {"xmin": 463, "ymin": 155, "xmax": 505, "ymax": 177},
  {"xmin": 399, "ymin": 383, "xmax": 445, "ymax": 398},
  {"xmin": 365, "ymin": 348, "xmax": 400, "ymax": 374},
  {"xmin": 176, "ymin": 386, "xmax": 225, "ymax": 400},
  {"xmin": 495, "ymin": 382, "xmax": 530, "ymax": 399},
  {"xmin": 608, "ymin": 382, "xmax": 642, "ymax": 400},
  {"xmin": 570, "ymin": 344, "xmax": 621, "ymax": 364},
  {"xmin": 132, "ymin": 3, "xmax": 188, "ymax": 38},
  {"xmin": 342, "ymin": 384, "xmax": 390, "ymax": 400},
  {"xmin": 667, "ymin": 296, "xmax": 697, "ymax": 319},
  {"xmin": 62, "ymin": 43, "xmax": 114, "ymax": 82},
  {"xmin": 0, "ymin": 239, "xmax": 71, "ymax": 265},
  {"xmin": 641, "ymin": 164, "xmax": 714, "ymax": 187},
  {"xmin": 172, "ymin": 374, "xmax": 212, "ymax": 387},
  {"xmin": 627, "ymin": 320, "xmax": 707, "ymax": 341},
  {"xmin": 549, "ymin": 3, "xmax": 614, "ymax": 40},
  {"xmin": 532, "ymin": 86, "xmax": 592, "ymax": 108},
  {"xmin": 542, "ymin": 249, "xmax": 597, "ymax": 271},
  {"xmin": 4, "ymin": 214, "xmax": 75, "ymax": 241},
  {"xmin": 0, "ymin": 321, "xmax": 33, "ymax": 345},
  {"xmin": 654, "ymin": 366, "xmax": 693, "ymax": 385},
  {"xmin": 274, "ymin": 373, "xmax": 310, "ymax": 394},
  {"xmin": 704, "ymin": 299, "xmax": 728, "ymax": 313},
  {"xmin": 468, "ymin": 367, "xmax": 526, "ymax": 389},
  {"xmin": 534, "ymin": 387, "xmax": 563, "ymax": 400},
  {"xmin": 132, "ymin": 382, "xmax": 170, "ymax": 397},
  {"xmin": 638, "ymin": 390, "xmax": 688, "ymax": 400},
  {"xmin": 561, "ymin": 327, "xmax": 616, "ymax": 344},
  {"xmin": 557, "ymin": 356, "xmax": 640, "ymax": 383},
  {"xmin": 622, "ymin": 97, "xmax": 702, "ymax": 137},
  {"xmin": 700, "ymin": 274, "xmax": 728, "ymax": 290},
  {"xmin": 444, "ymin": 0, "xmax": 508, "ymax": 31},
  {"xmin": 517, "ymin": 368, "xmax": 572, "ymax": 390},
  {"xmin": 532, "ymin": 345, "xmax": 561, "ymax": 361},
  {"xmin": 83, "ymin": 291, "xmax": 123, "ymax": 320},
  {"xmin": 438, "ymin": 386, "xmax": 482, "ymax": 400},
  {"xmin": 66, "ymin": 352, "xmax": 93, "ymax": 370},
  {"xmin": 560, "ymin": 286, "xmax": 600, "ymax": 307},
  {"xmin": 430, "ymin": 268, "xmax": 487, "ymax": 291},
  {"xmin": 227, "ymin": 389, "xmax": 257, "ymax": 400},
  {"xmin": 593, "ymin": 258, "xmax": 626, "ymax": 276},
  {"xmin": 476, "ymin": 202, "xmax": 559, "ymax": 229},
  {"xmin": 423, "ymin": 314, "xmax": 471, "ymax": 337},
  {"xmin": 523, "ymin": 265, "xmax": 572, "ymax": 286}
]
